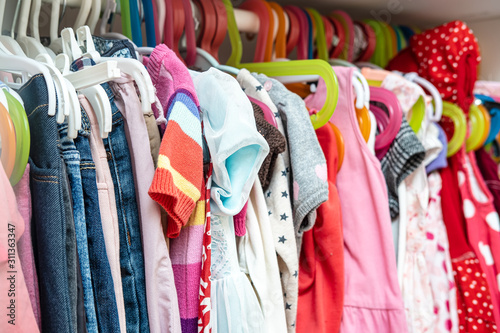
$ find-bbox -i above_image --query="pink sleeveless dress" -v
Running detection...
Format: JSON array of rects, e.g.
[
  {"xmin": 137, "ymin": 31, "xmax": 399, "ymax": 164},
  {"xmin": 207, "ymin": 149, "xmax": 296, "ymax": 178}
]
[{"xmin": 305, "ymin": 66, "xmax": 407, "ymax": 332}]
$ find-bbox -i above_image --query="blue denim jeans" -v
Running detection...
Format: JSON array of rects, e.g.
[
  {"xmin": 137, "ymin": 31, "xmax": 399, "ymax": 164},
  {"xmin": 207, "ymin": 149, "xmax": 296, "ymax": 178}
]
[
  {"xmin": 102, "ymin": 84, "xmax": 150, "ymax": 333},
  {"xmin": 18, "ymin": 74, "xmax": 77, "ymax": 333},
  {"xmin": 74, "ymin": 108, "xmax": 121, "ymax": 333},
  {"xmin": 59, "ymin": 123, "xmax": 99, "ymax": 333}
]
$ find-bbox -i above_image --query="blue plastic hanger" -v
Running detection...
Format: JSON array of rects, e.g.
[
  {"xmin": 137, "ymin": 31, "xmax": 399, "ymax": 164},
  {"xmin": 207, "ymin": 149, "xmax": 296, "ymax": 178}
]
[
  {"xmin": 302, "ymin": 8, "xmax": 313, "ymax": 59},
  {"xmin": 476, "ymin": 94, "xmax": 500, "ymax": 146},
  {"xmin": 129, "ymin": 0, "xmax": 143, "ymax": 46},
  {"xmin": 142, "ymin": 0, "xmax": 157, "ymax": 46}
]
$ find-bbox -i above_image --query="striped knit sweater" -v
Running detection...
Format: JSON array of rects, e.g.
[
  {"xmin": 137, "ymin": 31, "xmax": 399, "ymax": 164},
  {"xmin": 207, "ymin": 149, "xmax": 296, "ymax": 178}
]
[{"xmin": 147, "ymin": 44, "xmax": 205, "ymax": 333}]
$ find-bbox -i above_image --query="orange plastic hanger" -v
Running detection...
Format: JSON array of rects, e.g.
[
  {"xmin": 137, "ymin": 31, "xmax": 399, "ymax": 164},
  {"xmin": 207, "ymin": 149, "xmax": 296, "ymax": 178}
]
[
  {"xmin": 0, "ymin": 103, "xmax": 16, "ymax": 179},
  {"xmin": 355, "ymin": 99, "xmax": 371, "ymax": 142},
  {"xmin": 283, "ymin": 6, "xmax": 300, "ymax": 57},
  {"xmin": 263, "ymin": 1, "xmax": 275, "ymax": 62},
  {"xmin": 239, "ymin": 0, "xmax": 270, "ymax": 63},
  {"xmin": 268, "ymin": 2, "xmax": 286, "ymax": 59},
  {"xmin": 329, "ymin": 122, "xmax": 345, "ymax": 172},
  {"xmin": 210, "ymin": 0, "xmax": 228, "ymax": 61}
]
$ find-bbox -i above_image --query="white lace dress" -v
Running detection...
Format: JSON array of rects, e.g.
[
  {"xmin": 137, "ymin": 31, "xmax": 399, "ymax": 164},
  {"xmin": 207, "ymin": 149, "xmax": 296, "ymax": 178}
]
[{"xmin": 211, "ymin": 214, "xmax": 264, "ymax": 333}]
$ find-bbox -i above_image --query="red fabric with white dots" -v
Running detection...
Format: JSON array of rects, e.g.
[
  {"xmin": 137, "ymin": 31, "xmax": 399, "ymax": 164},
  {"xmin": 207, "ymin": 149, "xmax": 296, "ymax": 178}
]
[
  {"xmin": 453, "ymin": 256, "xmax": 497, "ymax": 332},
  {"xmin": 452, "ymin": 149, "xmax": 500, "ymax": 327},
  {"xmin": 387, "ymin": 21, "xmax": 481, "ymax": 113},
  {"xmin": 440, "ymin": 162, "xmax": 498, "ymax": 332}
]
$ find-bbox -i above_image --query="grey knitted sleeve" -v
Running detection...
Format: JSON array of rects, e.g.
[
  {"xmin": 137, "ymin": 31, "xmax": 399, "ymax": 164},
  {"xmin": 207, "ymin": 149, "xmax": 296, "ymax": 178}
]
[{"xmin": 253, "ymin": 73, "xmax": 329, "ymax": 239}]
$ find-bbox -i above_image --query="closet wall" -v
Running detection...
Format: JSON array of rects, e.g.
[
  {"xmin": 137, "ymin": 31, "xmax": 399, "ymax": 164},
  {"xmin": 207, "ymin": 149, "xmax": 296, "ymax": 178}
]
[{"xmin": 3, "ymin": 0, "xmax": 500, "ymax": 79}]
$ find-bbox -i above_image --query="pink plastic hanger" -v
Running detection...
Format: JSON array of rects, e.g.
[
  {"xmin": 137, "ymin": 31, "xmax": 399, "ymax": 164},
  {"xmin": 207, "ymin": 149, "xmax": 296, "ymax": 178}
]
[
  {"xmin": 164, "ymin": 0, "xmax": 185, "ymax": 60},
  {"xmin": 370, "ymin": 86, "xmax": 403, "ymax": 159},
  {"xmin": 239, "ymin": 0, "xmax": 270, "ymax": 63},
  {"xmin": 182, "ymin": 0, "xmax": 197, "ymax": 66},
  {"xmin": 283, "ymin": 6, "xmax": 300, "ymax": 57},
  {"xmin": 284, "ymin": 5, "xmax": 309, "ymax": 60}
]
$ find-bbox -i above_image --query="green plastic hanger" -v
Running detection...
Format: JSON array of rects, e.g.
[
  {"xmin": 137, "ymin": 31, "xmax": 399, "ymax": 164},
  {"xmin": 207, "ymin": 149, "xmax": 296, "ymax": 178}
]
[
  {"xmin": 0, "ymin": 102, "xmax": 16, "ymax": 179},
  {"xmin": 223, "ymin": 0, "xmax": 338, "ymax": 129},
  {"xmin": 4, "ymin": 90, "xmax": 30, "ymax": 186},
  {"xmin": 222, "ymin": 0, "xmax": 242, "ymax": 67},
  {"xmin": 306, "ymin": 8, "xmax": 328, "ymax": 61},
  {"xmin": 236, "ymin": 60, "xmax": 339, "ymax": 129},
  {"xmin": 408, "ymin": 95, "xmax": 425, "ymax": 133},
  {"xmin": 442, "ymin": 101, "xmax": 466, "ymax": 157},
  {"xmin": 466, "ymin": 103, "xmax": 488, "ymax": 152},
  {"xmin": 120, "ymin": 0, "xmax": 133, "ymax": 40},
  {"xmin": 378, "ymin": 22, "xmax": 394, "ymax": 68},
  {"xmin": 364, "ymin": 20, "xmax": 385, "ymax": 68}
]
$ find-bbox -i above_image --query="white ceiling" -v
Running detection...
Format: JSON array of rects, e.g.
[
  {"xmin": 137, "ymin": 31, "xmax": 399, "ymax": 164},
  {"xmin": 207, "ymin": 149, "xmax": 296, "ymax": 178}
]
[{"xmin": 275, "ymin": 0, "xmax": 500, "ymax": 27}]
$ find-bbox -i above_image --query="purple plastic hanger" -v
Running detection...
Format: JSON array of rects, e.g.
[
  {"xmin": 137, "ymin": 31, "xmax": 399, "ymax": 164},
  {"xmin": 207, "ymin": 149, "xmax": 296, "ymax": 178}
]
[{"xmin": 369, "ymin": 86, "xmax": 403, "ymax": 160}]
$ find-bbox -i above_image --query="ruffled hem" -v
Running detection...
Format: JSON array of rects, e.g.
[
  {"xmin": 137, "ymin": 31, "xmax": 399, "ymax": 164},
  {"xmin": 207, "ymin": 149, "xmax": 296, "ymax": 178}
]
[
  {"xmin": 340, "ymin": 305, "xmax": 408, "ymax": 333},
  {"xmin": 211, "ymin": 272, "xmax": 265, "ymax": 333}
]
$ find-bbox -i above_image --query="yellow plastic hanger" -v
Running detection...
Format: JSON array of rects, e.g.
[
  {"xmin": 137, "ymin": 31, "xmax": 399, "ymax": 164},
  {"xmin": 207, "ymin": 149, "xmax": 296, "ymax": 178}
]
[
  {"xmin": 408, "ymin": 96, "xmax": 425, "ymax": 133},
  {"xmin": 237, "ymin": 60, "xmax": 339, "ymax": 129},
  {"xmin": 0, "ymin": 102, "xmax": 16, "ymax": 179},
  {"xmin": 478, "ymin": 104, "xmax": 491, "ymax": 149},
  {"xmin": 222, "ymin": 0, "xmax": 243, "ymax": 67},
  {"xmin": 223, "ymin": 0, "xmax": 339, "ymax": 129},
  {"xmin": 466, "ymin": 103, "xmax": 488, "ymax": 152},
  {"xmin": 442, "ymin": 101, "xmax": 467, "ymax": 157},
  {"xmin": 4, "ymin": 90, "xmax": 30, "ymax": 186},
  {"xmin": 306, "ymin": 8, "xmax": 328, "ymax": 61}
]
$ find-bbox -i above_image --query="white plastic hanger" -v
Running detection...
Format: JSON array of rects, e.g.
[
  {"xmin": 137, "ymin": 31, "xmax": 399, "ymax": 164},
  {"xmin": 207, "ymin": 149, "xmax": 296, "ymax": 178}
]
[
  {"xmin": 0, "ymin": 0, "xmax": 5, "ymax": 34},
  {"xmin": 87, "ymin": 0, "xmax": 102, "ymax": 32},
  {"xmin": 353, "ymin": 70, "xmax": 370, "ymax": 108},
  {"xmin": 0, "ymin": 1, "xmax": 27, "ymax": 56},
  {"xmin": 48, "ymin": 0, "xmax": 63, "ymax": 52},
  {"xmin": 60, "ymin": 27, "xmax": 118, "ymax": 138},
  {"xmin": 352, "ymin": 74, "xmax": 365, "ymax": 110},
  {"xmin": 0, "ymin": 45, "xmax": 57, "ymax": 116},
  {"xmin": 36, "ymin": 53, "xmax": 82, "ymax": 137},
  {"xmin": 16, "ymin": 0, "xmax": 47, "ymax": 57},
  {"xmin": 74, "ymin": 0, "xmax": 91, "ymax": 30},
  {"xmin": 402, "ymin": 72, "xmax": 443, "ymax": 122},
  {"xmin": 77, "ymin": 26, "xmax": 156, "ymax": 113},
  {"xmin": 7, "ymin": 3, "xmax": 69, "ymax": 121},
  {"xmin": 99, "ymin": 0, "xmax": 117, "ymax": 35}
]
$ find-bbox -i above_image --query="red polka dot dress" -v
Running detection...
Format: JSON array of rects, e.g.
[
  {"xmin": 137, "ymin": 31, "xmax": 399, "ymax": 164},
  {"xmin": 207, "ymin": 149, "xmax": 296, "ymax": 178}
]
[
  {"xmin": 441, "ymin": 151, "xmax": 498, "ymax": 333},
  {"xmin": 453, "ymin": 148, "xmax": 500, "ymax": 327},
  {"xmin": 387, "ymin": 20, "xmax": 481, "ymax": 113}
]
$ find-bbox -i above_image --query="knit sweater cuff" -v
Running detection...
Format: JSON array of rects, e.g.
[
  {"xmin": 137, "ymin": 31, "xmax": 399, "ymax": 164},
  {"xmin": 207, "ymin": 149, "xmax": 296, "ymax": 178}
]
[
  {"xmin": 148, "ymin": 44, "xmax": 172, "ymax": 85},
  {"xmin": 149, "ymin": 167, "xmax": 196, "ymax": 238}
]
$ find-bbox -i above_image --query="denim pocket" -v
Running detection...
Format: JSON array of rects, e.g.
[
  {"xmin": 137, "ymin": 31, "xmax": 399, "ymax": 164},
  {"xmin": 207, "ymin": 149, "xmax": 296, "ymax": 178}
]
[{"xmin": 29, "ymin": 162, "xmax": 75, "ymax": 333}]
